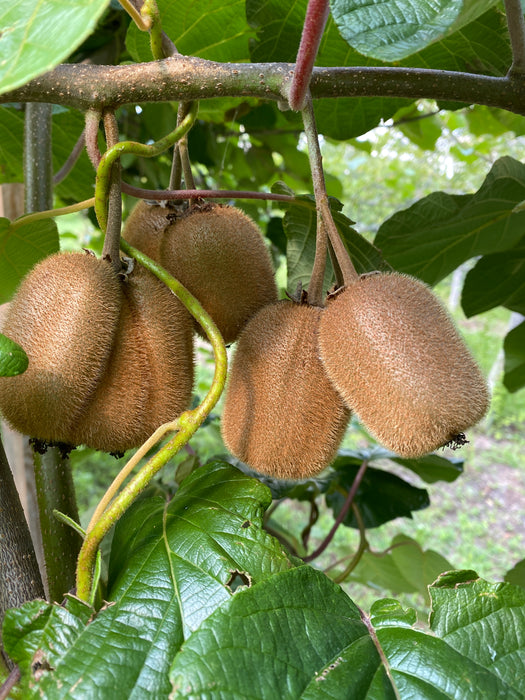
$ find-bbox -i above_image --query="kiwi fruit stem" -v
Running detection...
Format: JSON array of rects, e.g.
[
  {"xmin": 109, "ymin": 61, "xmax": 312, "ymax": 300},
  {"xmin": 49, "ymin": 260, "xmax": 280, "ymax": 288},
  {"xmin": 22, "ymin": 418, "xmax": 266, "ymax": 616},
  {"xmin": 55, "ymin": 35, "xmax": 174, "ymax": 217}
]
[
  {"xmin": 76, "ymin": 241, "xmax": 227, "ymax": 603},
  {"xmin": 301, "ymin": 99, "xmax": 358, "ymax": 299},
  {"xmin": 101, "ymin": 110, "xmax": 123, "ymax": 272}
]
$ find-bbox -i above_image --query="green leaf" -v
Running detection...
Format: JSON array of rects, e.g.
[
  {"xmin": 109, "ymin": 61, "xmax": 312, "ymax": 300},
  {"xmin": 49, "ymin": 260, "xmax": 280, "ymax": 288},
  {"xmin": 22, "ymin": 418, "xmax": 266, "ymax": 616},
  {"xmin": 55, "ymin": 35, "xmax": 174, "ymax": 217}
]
[
  {"xmin": 374, "ymin": 157, "xmax": 525, "ymax": 285},
  {"xmin": 0, "ymin": 332, "xmax": 28, "ymax": 376},
  {"xmin": 169, "ymin": 565, "xmax": 381, "ymax": 699},
  {"xmin": 330, "ymin": 0, "xmax": 499, "ymax": 62},
  {"xmin": 0, "ymin": 217, "xmax": 59, "ymax": 303},
  {"xmin": 126, "ymin": 0, "xmax": 254, "ymax": 63},
  {"xmin": 430, "ymin": 571, "xmax": 525, "ymax": 695},
  {"xmin": 5, "ymin": 462, "xmax": 296, "ymax": 697},
  {"xmin": 391, "ymin": 453, "xmax": 464, "ymax": 484},
  {"xmin": 349, "ymin": 535, "xmax": 453, "ymax": 600},
  {"xmin": 393, "ymin": 104, "xmax": 442, "ymax": 151},
  {"xmin": 0, "ymin": 106, "xmax": 24, "ymax": 182},
  {"xmin": 327, "ymin": 458, "xmax": 430, "ymax": 529},
  {"xmin": 505, "ymin": 559, "xmax": 525, "ymax": 589},
  {"xmin": 503, "ymin": 321, "xmax": 525, "ymax": 393},
  {"xmin": 0, "ymin": 0, "xmax": 111, "ymax": 95},
  {"xmin": 461, "ymin": 247, "xmax": 525, "ymax": 317}
]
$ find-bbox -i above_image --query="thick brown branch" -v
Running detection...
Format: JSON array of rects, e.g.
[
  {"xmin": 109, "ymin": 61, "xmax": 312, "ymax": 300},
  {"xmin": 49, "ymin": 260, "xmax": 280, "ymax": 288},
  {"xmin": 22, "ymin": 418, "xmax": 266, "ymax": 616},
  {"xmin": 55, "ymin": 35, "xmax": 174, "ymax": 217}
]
[{"xmin": 2, "ymin": 58, "xmax": 525, "ymax": 116}]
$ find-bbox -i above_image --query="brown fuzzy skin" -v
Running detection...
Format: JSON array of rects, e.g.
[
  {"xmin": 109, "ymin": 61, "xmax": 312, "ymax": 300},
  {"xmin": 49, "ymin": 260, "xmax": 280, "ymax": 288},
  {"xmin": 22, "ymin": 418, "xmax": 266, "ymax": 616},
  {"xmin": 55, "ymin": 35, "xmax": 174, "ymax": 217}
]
[
  {"xmin": 0, "ymin": 252, "xmax": 194, "ymax": 453},
  {"xmin": 318, "ymin": 273, "xmax": 490, "ymax": 458},
  {"xmin": 0, "ymin": 252, "xmax": 122, "ymax": 443},
  {"xmin": 160, "ymin": 205, "xmax": 278, "ymax": 344},
  {"xmin": 221, "ymin": 300, "xmax": 351, "ymax": 479},
  {"xmin": 122, "ymin": 199, "xmax": 173, "ymax": 261},
  {"xmin": 72, "ymin": 264, "xmax": 195, "ymax": 452}
]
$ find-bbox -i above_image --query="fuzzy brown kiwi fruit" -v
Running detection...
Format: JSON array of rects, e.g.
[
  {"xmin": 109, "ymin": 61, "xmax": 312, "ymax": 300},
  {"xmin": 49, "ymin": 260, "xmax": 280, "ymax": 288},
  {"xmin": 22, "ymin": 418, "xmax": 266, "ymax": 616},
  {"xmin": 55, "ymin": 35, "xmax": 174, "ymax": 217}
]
[
  {"xmin": 318, "ymin": 272, "xmax": 489, "ymax": 457},
  {"xmin": 0, "ymin": 252, "xmax": 194, "ymax": 453},
  {"xmin": 72, "ymin": 263, "xmax": 195, "ymax": 452},
  {"xmin": 124, "ymin": 202, "xmax": 278, "ymax": 345},
  {"xmin": 0, "ymin": 252, "xmax": 122, "ymax": 444},
  {"xmin": 221, "ymin": 299, "xmax": 351, "ymax": 479}
]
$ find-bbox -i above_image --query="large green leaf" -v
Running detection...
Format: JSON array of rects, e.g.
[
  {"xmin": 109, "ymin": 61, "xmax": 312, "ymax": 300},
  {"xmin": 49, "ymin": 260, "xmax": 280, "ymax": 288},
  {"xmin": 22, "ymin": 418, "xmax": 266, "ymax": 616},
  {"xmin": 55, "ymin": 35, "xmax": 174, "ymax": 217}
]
[
  {"xmin": 0, "ymin": 217, "xmax": 59, "ymax": 303},
  {"xmin": 4, "ymin": 462, "xmax": 296, "ymax": 697},
  {"xmin": 0, "ymin": 106, "xmax": 24, "ymax": 182},
  {"xmin": 503, "ymin": 320, "xmax": 525, "ymax": 393},
  {"xmin": 374, "ymin": 157, "xmax": 525, "ymax": 284},
  {"xmin": 330, "ymin": 0, "xmax": 499, "ymax": 62},
  {"xmin": 461, "ymin": 246, "xmax": 525, "ymax": 317},
  {"xmin": 169, "ymin": 565, "xmax": 381, "ymax": 699},
  {"xmin": 349, "ymin": 535, "xmax": 454, "ymax": 600},
  {"xmin": 430, "ymin": 571, "xmax": 525, "ymax": 695},
  {"xmin": 126, "ymin": 0, "xmax": 254, "ymax": 62},
  {"xmin": 0, "ymin": 0, "xmax": 111, "ymax": 95}
]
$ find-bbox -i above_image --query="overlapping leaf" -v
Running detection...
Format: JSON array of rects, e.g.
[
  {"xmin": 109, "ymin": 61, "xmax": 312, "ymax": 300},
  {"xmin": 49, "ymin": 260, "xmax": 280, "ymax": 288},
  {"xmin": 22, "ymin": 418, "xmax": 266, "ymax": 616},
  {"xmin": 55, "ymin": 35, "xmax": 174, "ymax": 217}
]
[
  {"xmin": 0, "ymin": 0, "xmax": 111, "ymax": 94},
  {"xmin": 330, "ymin": 0, "xmax": 499, "ymax": 62},
  {"xmin": 0, "ymin": 217, "xmax": 59, "ymax": 303},
  {"xmin": 462, "ymin": 247, "xmax": 525, "ymax": 317},
  {"xmin": 374, "ymin": 157, "xmax": 525, "ymax": 284}
]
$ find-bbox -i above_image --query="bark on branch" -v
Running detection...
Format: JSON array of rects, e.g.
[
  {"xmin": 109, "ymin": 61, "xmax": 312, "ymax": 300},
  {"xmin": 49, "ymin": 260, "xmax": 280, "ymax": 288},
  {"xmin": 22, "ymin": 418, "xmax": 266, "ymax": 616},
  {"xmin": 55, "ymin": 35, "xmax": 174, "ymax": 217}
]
[{"xmin": 2, "ymin": 57, "xmax": 525, "ymax": 116}]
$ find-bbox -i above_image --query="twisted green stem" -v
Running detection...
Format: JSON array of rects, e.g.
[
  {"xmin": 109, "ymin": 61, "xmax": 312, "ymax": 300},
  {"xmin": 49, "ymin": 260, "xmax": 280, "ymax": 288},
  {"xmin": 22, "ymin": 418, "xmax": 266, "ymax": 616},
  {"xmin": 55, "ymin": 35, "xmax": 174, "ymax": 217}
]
[
  {"xmin": 95, "ymin": 102, "xmax": 198, "ymax": 231},
  {"xmin": 75, "ymin": 242, "xmax": 227, "ymax": 603}
]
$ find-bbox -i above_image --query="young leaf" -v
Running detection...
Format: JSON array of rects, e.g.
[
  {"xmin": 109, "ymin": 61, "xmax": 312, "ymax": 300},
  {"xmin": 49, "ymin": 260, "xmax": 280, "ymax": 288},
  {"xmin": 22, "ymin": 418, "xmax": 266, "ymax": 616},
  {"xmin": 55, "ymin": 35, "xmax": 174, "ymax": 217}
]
[
  {"xmin": 0, "ymin": 333, "xmax": 28, "ymax": 376},
  {"xmin": 503, "ymin": 320, "xmax": 525, "ymax": 393},
  {"xmin": 348, "ymin": 534, "xmax": 454, "ymax": 600},
  {"xmin": 0, "ymin": 0, "xmax": 111, "ymax": 95},
  {"xmin": 375, "ymin": 157, "xmax": 525, "ymax": 285},
  {"xmin": 0, "ymin": 218, "xmax": 59, "ymax": 304},
  {"xmin": 330, "ymin": 0, "xmax": 499, "ymax": 62}
]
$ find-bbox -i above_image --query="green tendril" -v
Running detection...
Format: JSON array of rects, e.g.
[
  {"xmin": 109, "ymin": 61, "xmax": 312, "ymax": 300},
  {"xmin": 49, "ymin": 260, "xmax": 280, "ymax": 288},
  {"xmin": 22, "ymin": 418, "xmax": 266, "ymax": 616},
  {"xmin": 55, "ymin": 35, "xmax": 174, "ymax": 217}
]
[
  {"xmin": 95, "ymin": 102, "xmax": 198, "ymax": 232},
  {"xmin": 75, "ymin": 242, "xmax": 227, "ymax": 603}
]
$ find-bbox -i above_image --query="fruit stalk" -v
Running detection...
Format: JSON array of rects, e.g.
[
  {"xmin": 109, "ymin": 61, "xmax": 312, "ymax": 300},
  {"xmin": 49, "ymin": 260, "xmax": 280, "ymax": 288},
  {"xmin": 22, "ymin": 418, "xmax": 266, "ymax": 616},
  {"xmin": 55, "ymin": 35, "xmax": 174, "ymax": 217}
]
[
  {"xmin": 101, "ymin": 110, "xmax": 123, "ymax": 271},
  {"xmin": 76, "ymin": 242, "xmax": 227, "ymax": 602}
]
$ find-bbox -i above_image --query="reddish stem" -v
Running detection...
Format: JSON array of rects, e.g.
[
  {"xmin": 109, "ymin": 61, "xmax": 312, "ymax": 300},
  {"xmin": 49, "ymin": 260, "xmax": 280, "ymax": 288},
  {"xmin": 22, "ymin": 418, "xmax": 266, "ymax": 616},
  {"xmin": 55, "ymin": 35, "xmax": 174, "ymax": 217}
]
[{"xmin": 289, "ymin": 0, "xmax": 331, "ymax": 111}]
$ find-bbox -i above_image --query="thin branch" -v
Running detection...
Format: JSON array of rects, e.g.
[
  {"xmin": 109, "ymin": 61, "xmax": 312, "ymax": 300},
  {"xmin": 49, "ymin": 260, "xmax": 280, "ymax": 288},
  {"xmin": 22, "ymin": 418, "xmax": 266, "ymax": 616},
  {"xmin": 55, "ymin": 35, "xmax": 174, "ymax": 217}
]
[
  {"xmin": 121, "ymin": 184, "xmax": 296, "ymax": 203},
  {"xmin": 4, "ymin": 61, "xmax": 525, "ymax": 117},
  {"xmin": 53, "ymin": 130, "xmax": 86, "ymax": 184},
  {"xmin": 505, "ymin": 0, "xmax": 525, "ymax": 75},
  {"xmin": 303, "ymin": 460, "xmax": 368, "ymax": 563},
  {"xmin": 0, "ymin": 666, "xmax": 21, "ymax": 700}
]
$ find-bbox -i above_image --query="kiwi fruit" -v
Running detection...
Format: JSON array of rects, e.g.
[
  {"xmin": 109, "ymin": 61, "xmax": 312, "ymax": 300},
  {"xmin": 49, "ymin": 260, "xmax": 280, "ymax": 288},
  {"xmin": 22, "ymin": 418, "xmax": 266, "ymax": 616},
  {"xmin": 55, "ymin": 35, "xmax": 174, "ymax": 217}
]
[
  {"xmin": 0, "ymin": 251, "xmax": 194, "ymax": 453},
  {"xmin": 0, "ymin": 252, "xmax": 122, "ymax": 444},
  {"xmin": 221, "ymin": 299, "xmax": 351, "ymax": 479},
  {"xmin": 123, "ymin": 201, "xmax": 278, "ymax": 345},
  {"xmin": 318, "ymin": 272, "xmax": 489, "ymax": 457}
]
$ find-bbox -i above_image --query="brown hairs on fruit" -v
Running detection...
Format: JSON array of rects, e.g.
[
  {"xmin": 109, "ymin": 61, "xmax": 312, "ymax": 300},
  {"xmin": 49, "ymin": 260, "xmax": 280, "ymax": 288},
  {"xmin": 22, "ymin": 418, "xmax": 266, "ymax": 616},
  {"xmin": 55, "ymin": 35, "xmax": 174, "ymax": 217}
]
[
  {"xmin": 0, "ymin": 252, "xmax": 194, "ymax": 453},
  {"xmin": 122, "ymin": 199, "xmax": 172, "ymax": 261},
  {"xmin": 159, "ymin": 204, "xmax": 278, "ymax": 344},
  {"xmin": 318, "ymin": 272, "xmax": 489, "ymax": 458},
  {"xmin": 221, "ymin": 300, "xmax": 350, "ymax": 479},
  {"xmin": 0, "ymin": 252, "xmax": 122, "ymax": 444}
]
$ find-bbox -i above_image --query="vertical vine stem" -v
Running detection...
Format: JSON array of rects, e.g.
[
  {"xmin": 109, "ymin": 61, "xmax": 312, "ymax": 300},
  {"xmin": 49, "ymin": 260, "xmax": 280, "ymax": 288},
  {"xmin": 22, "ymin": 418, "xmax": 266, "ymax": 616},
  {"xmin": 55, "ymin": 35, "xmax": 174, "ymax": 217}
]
[
  {"xmin": 301, "ymin": 96, "xmax": 358, "ymax": 302},
  {"xmin": 24, "ymin": 103, "xmax": 82, "ymax": 602},
  {"xmin": 505, "ymin": 0, "xmax": 525, "ymax": 75},
  {"xmin": 101, "ymin": 110, "xmax": 123, "ymax": 271},
  {"xmin": 75, "ymin": 242, "xmax": 227, "ymax": 603}
]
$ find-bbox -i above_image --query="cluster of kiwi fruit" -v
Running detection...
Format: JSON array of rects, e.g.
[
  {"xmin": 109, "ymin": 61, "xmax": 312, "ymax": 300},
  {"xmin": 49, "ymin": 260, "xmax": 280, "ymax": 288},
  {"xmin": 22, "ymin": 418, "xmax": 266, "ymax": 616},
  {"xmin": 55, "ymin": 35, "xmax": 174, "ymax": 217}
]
[
  {"xmin": 0, "ymin": 201, "xmax": 278, "ymax": 454},
  {"xmin": 220, "ymin": 236, "xmax": 489, "ymax": 480}
]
